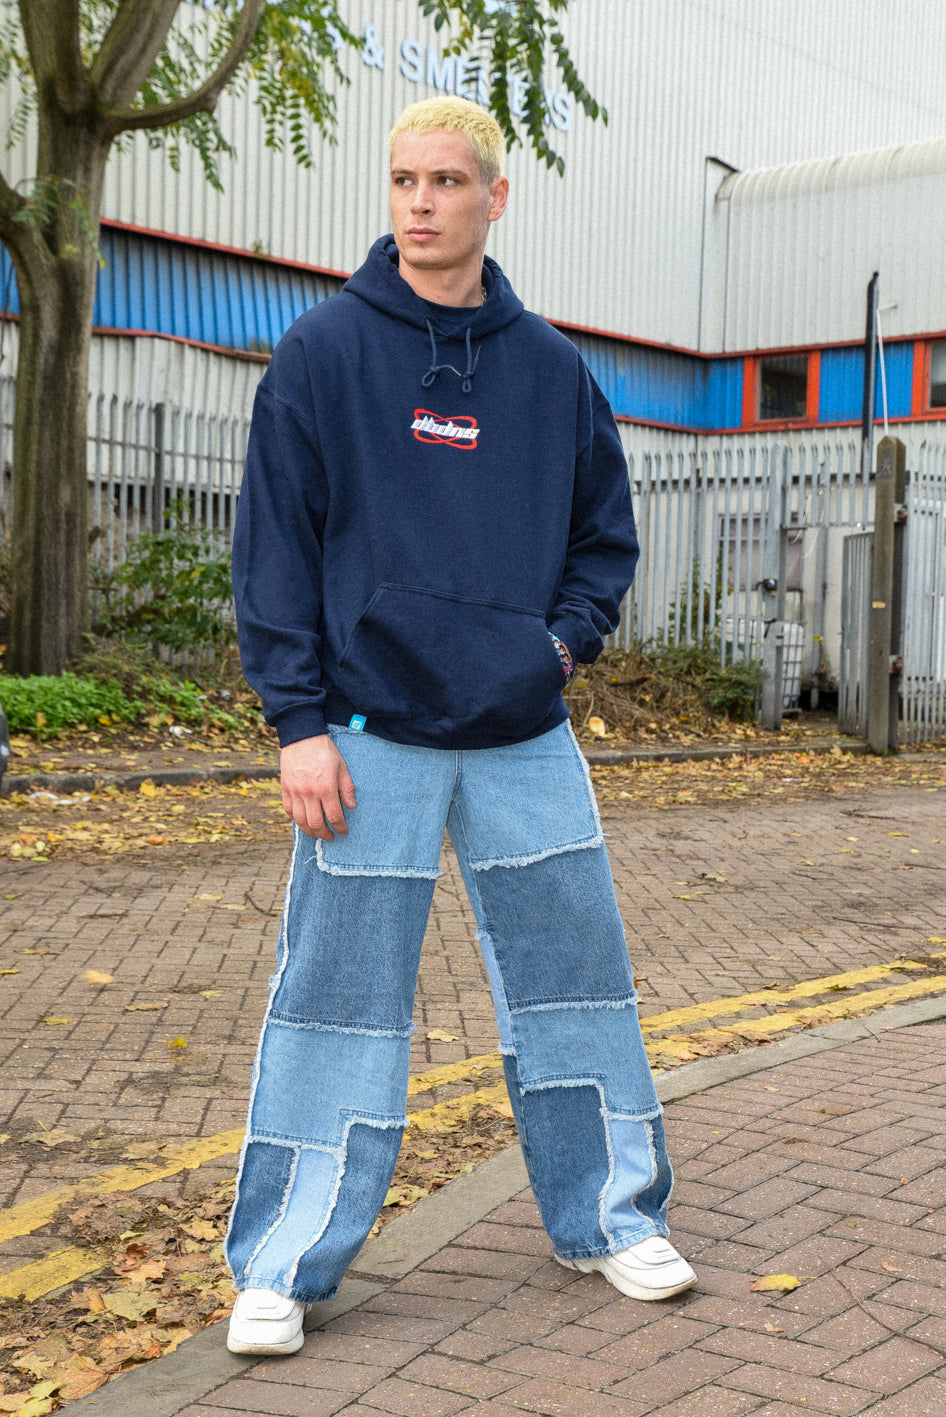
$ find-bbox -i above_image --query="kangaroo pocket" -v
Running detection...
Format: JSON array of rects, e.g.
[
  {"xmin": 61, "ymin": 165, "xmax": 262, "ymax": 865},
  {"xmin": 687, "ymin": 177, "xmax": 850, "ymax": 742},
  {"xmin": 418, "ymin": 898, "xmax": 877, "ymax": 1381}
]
[{"xmin": 337, "ymin": 584, "xmax": 564, "ymax": 741}]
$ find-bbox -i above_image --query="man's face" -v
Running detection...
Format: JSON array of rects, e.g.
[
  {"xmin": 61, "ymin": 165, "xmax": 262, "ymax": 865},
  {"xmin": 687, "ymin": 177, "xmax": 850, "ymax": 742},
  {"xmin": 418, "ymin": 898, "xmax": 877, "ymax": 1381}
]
[{"xmin": 390, "ymin": 128, "xmax": 507, "ymax": 286}]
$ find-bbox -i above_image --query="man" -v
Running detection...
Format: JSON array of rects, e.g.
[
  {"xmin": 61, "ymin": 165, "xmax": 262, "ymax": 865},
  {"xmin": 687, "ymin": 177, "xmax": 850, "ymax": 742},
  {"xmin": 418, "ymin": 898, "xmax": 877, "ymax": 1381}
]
[{"xmin": 225, "ymin": 95, "xmax": 694, "ymax": 1357}]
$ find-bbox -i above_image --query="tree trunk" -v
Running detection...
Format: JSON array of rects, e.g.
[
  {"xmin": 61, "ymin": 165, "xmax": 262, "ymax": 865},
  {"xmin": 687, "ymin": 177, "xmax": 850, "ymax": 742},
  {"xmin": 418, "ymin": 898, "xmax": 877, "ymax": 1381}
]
[{"xmin": 5, "ymin": 135, "xmax": 108, "ymax": 676}]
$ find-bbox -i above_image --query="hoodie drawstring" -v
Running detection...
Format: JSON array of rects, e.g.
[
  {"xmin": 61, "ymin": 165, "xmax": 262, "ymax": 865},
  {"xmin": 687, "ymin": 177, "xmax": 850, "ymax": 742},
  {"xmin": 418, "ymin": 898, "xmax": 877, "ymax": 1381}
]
[{"xmin": 422, "ymin": 321, "xmax": 479, "ymax": 395}]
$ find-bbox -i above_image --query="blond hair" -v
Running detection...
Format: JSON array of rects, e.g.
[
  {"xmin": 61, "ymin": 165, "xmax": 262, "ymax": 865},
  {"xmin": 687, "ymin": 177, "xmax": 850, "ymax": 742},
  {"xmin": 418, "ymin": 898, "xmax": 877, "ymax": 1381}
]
[{"xmin": 389, "ymin": 97, "xmax": 505, "ymax": 186}]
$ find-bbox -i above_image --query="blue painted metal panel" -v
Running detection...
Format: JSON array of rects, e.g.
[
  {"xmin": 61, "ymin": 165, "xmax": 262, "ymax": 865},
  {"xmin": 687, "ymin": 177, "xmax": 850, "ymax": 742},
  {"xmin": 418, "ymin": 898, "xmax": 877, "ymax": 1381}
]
[
  {"xmin": 91, "ymin": 228, "xmax": 342, "ymax": 353},
  {"xmin": 819, "ymin": 342, "xmax": 914, "ymax": 423},
  {"xmin": 560, "ymin": 327, "xmax": 742, "ymax": 429}
]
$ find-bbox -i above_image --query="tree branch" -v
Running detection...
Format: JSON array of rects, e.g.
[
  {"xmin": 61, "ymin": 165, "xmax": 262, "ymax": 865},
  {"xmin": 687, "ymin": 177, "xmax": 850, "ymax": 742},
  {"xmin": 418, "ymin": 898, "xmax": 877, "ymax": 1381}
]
[
  {"xmin": 100, "ymin": 0, "xmax": 266, "ymax": 137},
  {"xmin": 90, "ymin": 0, "xmax": 184, "ymax": 110},
  {"xmin": 0, "ymin": 167, "xmax": 27, "ymax": 226},
  {"xmin": 18, "ymin": 0, "xmax": 86, "ymax": 111}
]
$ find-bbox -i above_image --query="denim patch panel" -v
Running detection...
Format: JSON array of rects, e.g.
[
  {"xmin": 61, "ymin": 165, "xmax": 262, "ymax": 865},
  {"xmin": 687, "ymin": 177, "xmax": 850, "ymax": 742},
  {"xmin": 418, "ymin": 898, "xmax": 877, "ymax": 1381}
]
[
  {"xmin": 316, "ymin": 727, "xmax": 452, "ymax": 876},
  {"xmin": 599, "ymin": 1114, "xmax": 672, "ymax": 1247},
  {"xmin": 251, "ymin": 1022, "xmax": 411, "ymax": 1145},
  {"xmin": 279, "ymin": 864, "xmax": 433, "ymax": 1031},
  {"xmin": 505, "ymin": 1073, "xmax": 611, "ymax": 1257},
  {"xmin": 450, "ymin": 724, "xmax": 603, "ymax": 871},
  {"xmin": 510, "ymin": 1002, "xmax": 661, "ymax": 1119},
  {"xmin": 472, "ymin": 847, "xmax": 635, "ymax": 1009}
]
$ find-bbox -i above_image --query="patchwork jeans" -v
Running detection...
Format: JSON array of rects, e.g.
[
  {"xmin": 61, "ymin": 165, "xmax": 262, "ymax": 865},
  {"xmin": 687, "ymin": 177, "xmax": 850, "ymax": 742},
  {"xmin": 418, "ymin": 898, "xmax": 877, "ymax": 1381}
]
[{"xmin": 225, "ymin": 721, "xmax": 672, "ymax": 1303}]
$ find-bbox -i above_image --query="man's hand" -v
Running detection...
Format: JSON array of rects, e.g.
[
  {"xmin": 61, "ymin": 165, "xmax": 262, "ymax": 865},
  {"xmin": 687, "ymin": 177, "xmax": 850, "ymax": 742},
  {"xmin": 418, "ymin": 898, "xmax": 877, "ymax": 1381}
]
[{"xmin": 280, "ymin": 735, "xmax": 356, "ymax": 840}]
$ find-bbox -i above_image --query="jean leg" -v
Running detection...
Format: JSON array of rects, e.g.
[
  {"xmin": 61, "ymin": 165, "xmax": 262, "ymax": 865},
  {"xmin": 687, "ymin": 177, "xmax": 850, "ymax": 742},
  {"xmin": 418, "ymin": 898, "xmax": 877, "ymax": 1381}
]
[
  {"xmin": 226, "ymin": 829, "xmax": 437, "ymax": 1303},
  {"xmin": 450, "ymin": 727, "xmax": 673, "ymax": 1259}
]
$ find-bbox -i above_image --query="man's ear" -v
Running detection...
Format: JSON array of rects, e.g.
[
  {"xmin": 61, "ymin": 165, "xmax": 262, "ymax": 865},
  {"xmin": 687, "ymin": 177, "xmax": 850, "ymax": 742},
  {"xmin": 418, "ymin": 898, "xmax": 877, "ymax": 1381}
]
[{"xmin": 488, "ymin": 176, "xmax": 509, "ymax": 223}]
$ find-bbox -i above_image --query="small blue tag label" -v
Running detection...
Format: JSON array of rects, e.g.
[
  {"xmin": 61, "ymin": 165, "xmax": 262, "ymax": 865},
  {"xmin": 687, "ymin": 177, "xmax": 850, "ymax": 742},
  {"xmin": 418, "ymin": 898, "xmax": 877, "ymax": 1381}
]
[{"xmin": 349, "ymin": 714, "xmax": 367, "ymax": 733}]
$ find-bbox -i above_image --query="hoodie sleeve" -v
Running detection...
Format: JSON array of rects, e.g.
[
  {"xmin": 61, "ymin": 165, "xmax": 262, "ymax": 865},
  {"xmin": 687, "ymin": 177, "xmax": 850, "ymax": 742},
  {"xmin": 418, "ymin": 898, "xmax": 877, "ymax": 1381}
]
[
  {"xmin": 231, "ymin": 341, "xmax": 331, "ymax": 746},
  {"xmin": 547, "ymin": 367, "xmax": 639, "ymax": 666}
]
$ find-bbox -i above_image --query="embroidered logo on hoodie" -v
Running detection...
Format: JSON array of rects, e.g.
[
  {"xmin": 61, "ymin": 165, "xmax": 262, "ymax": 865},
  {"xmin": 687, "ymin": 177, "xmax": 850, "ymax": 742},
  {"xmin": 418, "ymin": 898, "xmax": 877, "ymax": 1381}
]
[{"xmin": 411, "ymin": 410, "xmax": 478, "ymax": 450}]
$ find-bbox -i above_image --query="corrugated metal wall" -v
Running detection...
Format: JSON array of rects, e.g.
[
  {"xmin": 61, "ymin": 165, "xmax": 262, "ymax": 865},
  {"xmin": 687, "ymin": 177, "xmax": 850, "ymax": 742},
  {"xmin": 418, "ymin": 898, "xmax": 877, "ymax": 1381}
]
[
  {"xmin": 715, "ymin": 138, "xmax": 946, "ymax": 351},
  {"xmin": 5, "ymin": 1, "xmax": 946, "ymax": 349}
]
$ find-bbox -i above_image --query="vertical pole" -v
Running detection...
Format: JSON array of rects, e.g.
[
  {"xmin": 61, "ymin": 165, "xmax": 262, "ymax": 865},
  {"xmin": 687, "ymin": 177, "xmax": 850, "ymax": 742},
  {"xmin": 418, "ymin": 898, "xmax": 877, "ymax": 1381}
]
[
  {"xmin": 759, "ymin": 444, "xmax": 788, "ymax": 731},
  {"xmin": 861, "ymin": 273, "xmax": 879, "ymax": 491},
  {"xmin": 152, "ymin": 401, "xmax": 165, "ymax": 533},
  {"xmin": 867, "ymin": 435, "xmax": 905, "ymax": 754}
]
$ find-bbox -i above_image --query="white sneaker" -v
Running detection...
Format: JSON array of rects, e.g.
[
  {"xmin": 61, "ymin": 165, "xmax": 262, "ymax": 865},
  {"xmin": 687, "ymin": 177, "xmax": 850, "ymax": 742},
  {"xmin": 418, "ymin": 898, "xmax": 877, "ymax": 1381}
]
[
  {"xmin": 555, "ymin": 1236, "xmax": 696, "ymax": 1301},
  {"xmin": 226, "ymin": 1287, "xmax": 307, "ymax": 1354}
]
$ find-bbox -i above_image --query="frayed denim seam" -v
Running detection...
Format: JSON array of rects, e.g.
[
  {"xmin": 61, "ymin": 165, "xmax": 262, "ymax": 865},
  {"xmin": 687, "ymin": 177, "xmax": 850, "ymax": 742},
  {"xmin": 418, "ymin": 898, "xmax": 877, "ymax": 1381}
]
[
  {"xmin": 250, "ymin": 1114, "xmax": 409, "ymax": 1144},
  {"xmin": 244, "ymin": 1135, "xmax": 344, "ymax": 1160},
  {"xmin": 243, "ymin": 1143, "xmax": 301, "ymax": 1277},
  {"xmin": 508, "ymin": 995, "xmax": 637, "ymax": 1015},
  {"xmin": 516, "ymin": 1075, "xmax": 662, "ymax": 1123},
  {"xmin": 475, "ymin": 928, "xmax": 515, "ymax": 1054},
  {"xmin": 267, "ymin": 1014, "xmax": 415, "ymax": 1038},
  {"xmin": 224, "ymin": 826, "xmax": 300, "ymax": 1267},
  {"xmin": 469, "ymin": 833, "xmax": 603, "ymax": 873},
  {"xmin": 314, "ymin": 840, "xmax": 441, "ymax": 879},
  {"xmin": 566, "ymin": 719, "xmax": 606, "ymax": 836}
]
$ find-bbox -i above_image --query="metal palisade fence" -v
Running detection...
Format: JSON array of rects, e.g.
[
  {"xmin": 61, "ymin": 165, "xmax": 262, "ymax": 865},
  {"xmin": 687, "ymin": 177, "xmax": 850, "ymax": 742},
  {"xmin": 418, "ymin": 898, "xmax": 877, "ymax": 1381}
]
[{"xmin": 0, "ymin": 380, "xmax": 944, "ymax": 743}]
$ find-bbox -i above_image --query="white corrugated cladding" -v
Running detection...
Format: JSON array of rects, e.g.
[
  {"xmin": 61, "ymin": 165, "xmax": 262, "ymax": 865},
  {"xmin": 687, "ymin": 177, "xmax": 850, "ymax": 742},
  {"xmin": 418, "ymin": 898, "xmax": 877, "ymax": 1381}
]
[
  {"xmin": 5, "ymin": 0, "xmax": 946, "ymax": 347},
  {"xmin": 712, "ymin": 137, "xmax": 946, "ymax": 351}
]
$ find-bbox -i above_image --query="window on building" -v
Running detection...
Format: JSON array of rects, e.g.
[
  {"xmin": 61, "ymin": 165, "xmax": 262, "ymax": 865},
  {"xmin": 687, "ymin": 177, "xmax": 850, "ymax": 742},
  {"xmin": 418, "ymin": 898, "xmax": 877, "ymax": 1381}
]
[
  {"xmin": 930, "ymin": 340, "xmax": 946, "ymax": 409},
  {"xmin": 758, "ymin": 354, "xmax": 809, "ymax": 421}
]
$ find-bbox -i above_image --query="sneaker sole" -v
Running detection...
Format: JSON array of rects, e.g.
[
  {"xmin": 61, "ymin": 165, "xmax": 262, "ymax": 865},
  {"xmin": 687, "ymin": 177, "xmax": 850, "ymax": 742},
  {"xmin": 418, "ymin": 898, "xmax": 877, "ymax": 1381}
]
[
  {"xmin": 554, "ymin": 1253, "xmax": 696, "ymax": 1302},
  {"xmin": 226, "ymin": 1329, "xmax": 305, "ymax": 1355}
]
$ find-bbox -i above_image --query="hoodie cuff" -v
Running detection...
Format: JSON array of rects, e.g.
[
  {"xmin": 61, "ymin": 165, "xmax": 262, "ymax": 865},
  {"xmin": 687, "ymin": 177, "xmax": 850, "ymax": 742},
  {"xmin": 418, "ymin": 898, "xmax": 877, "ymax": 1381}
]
[
  {"xmin": 549, "ymin": 613, "xmax": 603, "ymax": 669},
  {"xmin": 271, "ymin": 704, "xmax": 329, "ymax": 748}
]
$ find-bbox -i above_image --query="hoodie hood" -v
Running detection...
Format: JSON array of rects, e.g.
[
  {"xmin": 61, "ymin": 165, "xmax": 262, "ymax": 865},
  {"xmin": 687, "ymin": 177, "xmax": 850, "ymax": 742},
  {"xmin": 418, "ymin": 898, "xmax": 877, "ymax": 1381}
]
[{"xmin": 342, "ymin": 235, "xmax": 524, "ymax": 395}]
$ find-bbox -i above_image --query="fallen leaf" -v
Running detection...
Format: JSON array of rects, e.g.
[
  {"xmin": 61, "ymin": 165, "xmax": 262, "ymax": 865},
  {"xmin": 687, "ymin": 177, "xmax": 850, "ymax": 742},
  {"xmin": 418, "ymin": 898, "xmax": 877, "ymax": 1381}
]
[
  {"xmin": 22, "ymin": 1128, "xmax": 82, "ymax": 1148},
  {"xmin": 182, "ymin": 1219, "xmax": 218, "ymax": 1242},
  {"xmin": 139, "ymin": 780, "xmax": 158, "ymax": 797},
  {"xmin": 123, "ymin": 1259, "xmax": 168, "ymax": 1283},
  {"xmin": 56, "ymin": 1355, "xmax": 108, "ymax": 1401},
  {"xmin": 168, "ymin": 1036, "xmax": 188, "ymax": 1050},
  {"xmin": 0, "ymin": 968, "xmax": 19, "ymax": 976},
  {"xmin": 426, "ymin": 1029, "xmax": 457, "ymax": 1042},
  {"xmin": 103, "ymin": 1288, "xmax": 158, "ymax": 1322},
  {"xmin": 82, "ymin": 970, "xmax": 114, "ymax": 985},
  {"xmin": 77, "ymin": 1286, "xmax": 106, "ymax": 1313},
  {"xmin": 762, "ymin": 1085, "xmax": 779, "ymax": 1092},
  {"xmin": 124, "ymin": 1001, "xmax": 169, "ymax": 1011},
  {"xmin": 384, "ymin": 1184, "xmax": 430, "ymax": 1207},
  {"xmin": 750, "ymin": 1273, "xmax": 802, "ymax": 1293},
  {"xmin": 764, "ymin": 1322, "xmax": 784, "ymax": 1333},
  {"xmin": 199, "ymin": 989, "xmax": 222, "ymax": 999},
  {"xmin": 880, "ymin": 1261, "xmax": 902, "ymax": 1273},
  {"xmin": 587, "ymin": 716, "xmax": 607, "ymax": 737},
  {"xmin": 39, "ymin": 1016, "xmax": 70, "ymax": 1026},
  {"xmin": 147, "ymin": 835, "xmax": 167, "ymax": 847}
]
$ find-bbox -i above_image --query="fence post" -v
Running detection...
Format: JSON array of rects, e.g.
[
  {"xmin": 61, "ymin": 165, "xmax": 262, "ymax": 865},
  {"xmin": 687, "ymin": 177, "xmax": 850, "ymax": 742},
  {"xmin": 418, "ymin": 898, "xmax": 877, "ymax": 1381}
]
[
  {"xmin": 152, "ymin": 402, "xmax": 165, "ymax": 533},
  {"xmin": 759, "ymin": 444, "xmax": 788, "ymax": 730},
  {"xmin": 867, "ymin": 435, "xmax": 906, "ymax": 753}
]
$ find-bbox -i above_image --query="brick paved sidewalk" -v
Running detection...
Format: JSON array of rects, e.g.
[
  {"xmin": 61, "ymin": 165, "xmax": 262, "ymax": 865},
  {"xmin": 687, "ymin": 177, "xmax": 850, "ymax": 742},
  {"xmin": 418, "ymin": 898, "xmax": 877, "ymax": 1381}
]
[{"xmin": 71, "ymin": 1017, "xmax": 946, "ymax": 1417}]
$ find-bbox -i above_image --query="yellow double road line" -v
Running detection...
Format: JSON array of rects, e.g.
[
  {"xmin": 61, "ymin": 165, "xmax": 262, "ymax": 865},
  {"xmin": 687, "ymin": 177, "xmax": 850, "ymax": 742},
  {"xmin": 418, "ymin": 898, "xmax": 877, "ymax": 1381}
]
[{"xmin": 2, "ymin": 951, "xmax": 945, "ymax": 1301}]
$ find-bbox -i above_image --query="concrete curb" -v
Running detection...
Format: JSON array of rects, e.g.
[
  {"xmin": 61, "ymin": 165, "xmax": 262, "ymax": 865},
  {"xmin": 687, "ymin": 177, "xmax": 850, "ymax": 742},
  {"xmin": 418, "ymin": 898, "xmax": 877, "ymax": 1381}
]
[
  {"xmin": 1, "ymin": 734, "xmax": 907, "ymax": 798},
  {"xmin": 62, "ymin": 990, "xmax": 946, "ymax": 1416}
]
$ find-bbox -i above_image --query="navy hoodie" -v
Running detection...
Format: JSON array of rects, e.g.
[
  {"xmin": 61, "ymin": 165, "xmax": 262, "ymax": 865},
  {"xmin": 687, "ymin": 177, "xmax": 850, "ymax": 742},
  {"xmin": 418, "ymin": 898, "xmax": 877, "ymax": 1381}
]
[{"xmin": 231, "ymin": 235, "xmax": 639, "ymax": 751}]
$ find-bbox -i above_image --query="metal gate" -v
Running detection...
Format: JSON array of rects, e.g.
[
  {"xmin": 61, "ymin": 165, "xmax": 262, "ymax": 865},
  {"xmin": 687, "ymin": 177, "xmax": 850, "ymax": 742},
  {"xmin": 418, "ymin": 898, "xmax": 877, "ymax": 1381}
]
[
  {"xmin": 839, "ymin": 530, "xmax": 872, "ymax": 736},
  {"xmin": 902, "ymin": 446, "xmax": 946, "ymax": 742}
]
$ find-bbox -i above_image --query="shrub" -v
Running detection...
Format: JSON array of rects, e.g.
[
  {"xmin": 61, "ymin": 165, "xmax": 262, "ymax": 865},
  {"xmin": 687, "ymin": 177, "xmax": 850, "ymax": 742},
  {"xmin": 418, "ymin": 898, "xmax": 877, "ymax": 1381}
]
[
  {"xmin": 95, "ymin": 509, "xmax": 235, "ymax": 655},
  {"xmin": 0, "ymin": 673, "xmax": 141, "ymax": 734}
]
